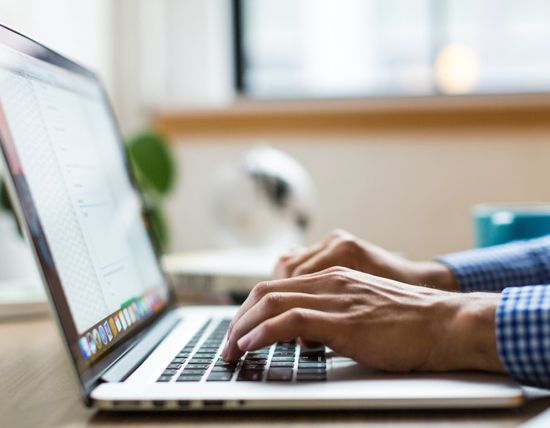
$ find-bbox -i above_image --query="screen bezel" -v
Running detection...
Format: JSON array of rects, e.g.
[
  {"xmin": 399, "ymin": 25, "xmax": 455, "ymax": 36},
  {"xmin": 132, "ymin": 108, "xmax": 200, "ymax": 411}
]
[{"xmin": 0, "ymin": 22, "xmax": 176, "ymax": 399}]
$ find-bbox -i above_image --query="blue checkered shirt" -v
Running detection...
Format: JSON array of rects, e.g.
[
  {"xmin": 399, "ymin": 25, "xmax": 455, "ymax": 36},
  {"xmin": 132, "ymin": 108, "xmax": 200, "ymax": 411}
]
[{"xmin": 439, "ymin": 236, "xmax": 550, "ymax": 387}]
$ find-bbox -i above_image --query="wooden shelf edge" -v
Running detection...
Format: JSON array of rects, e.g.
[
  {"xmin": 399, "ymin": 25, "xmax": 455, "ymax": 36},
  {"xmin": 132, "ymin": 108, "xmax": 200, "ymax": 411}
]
[{"xmin": 153, "ymin": 94, "xmax": 550, "ymax": 138}]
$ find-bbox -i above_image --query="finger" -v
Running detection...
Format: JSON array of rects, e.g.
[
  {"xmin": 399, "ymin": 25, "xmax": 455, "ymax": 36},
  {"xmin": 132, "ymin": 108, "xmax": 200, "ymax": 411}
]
[
  {"xmin": 284, "ymin": 232, "xmax": 349, "ymax": 277},
  {"xmin": 227, "ymin": 268, "xmax": 348, "ymax": 341},
  {"xmin": 237, "ymin": 308, "xmax": 341, "ymax": 354},
  {"xmin": 292, "ymin": 247, "xmax": 340, "ymax": 276},
  {"xmin": 224, "ymin": 292, "xmax": 349, "ymax": 361},
  {"xmin": 298, "ymin": 337, "xmax": 322, "ymax": 348},
  {"xmin": 274, "ymin": 242, "xmax": 326, "ymax": 279}
]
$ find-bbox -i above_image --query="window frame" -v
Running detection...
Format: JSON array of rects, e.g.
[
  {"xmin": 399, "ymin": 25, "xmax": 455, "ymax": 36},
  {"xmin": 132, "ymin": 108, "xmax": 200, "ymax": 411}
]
[{"xmin": 232, "ymin": 0, "xmax": 550, "ymax": 101}]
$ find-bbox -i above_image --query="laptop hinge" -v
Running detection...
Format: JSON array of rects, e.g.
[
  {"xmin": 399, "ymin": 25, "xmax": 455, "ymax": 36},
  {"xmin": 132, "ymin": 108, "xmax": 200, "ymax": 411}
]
[{"xmin": 100, "ymin": 310, "xmax": 181, "ymax": 383}]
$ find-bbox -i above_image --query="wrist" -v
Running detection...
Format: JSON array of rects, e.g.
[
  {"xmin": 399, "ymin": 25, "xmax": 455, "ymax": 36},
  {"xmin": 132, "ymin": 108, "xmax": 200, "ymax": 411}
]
[
  {"xmin": 411, "ymin": 261, "xmax": 459, "ymax": 292},
  {"xmin": 438, "ymin": 293, "xmax": 505, "ymax": 373}
]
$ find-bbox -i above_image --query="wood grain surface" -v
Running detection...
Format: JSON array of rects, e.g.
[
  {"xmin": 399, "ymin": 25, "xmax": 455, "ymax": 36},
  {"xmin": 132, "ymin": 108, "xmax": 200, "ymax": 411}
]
[{"xmin": 1, "ymin": 315, "xmax": 549, "ymax": 428}]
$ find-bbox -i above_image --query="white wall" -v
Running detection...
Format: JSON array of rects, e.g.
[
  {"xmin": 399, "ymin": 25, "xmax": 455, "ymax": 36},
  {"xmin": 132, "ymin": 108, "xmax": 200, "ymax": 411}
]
[
  {"xmin": 3, "ymin": 1, "xmax": 549, "ymax": 262},
  {"xmin": 0, "ymin": 0, "xmax": 114, "ymax": 94},
  {"xmin": 165, "ymin": 124, "xmax": 550, "ymax": 260},
  {"xmin": 112, "ymin": 0, "xmax": 234, "ymax": 135}
]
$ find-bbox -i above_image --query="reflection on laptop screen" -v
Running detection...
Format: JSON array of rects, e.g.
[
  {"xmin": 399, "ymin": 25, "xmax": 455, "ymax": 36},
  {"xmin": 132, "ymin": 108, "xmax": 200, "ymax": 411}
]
[{"xmin": 0, "ymin": 42, "xmax": 169, "ymax": 365}]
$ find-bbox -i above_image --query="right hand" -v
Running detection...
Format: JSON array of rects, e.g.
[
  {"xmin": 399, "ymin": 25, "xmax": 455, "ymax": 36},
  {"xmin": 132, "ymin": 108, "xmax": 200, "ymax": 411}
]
[
  {"xmin": 224, "ymin": 266, "xmax": 501, "ymax": 373},
  {"xmin": 274, "ymin": 229, "xmax": 458, "ymax": 291}
]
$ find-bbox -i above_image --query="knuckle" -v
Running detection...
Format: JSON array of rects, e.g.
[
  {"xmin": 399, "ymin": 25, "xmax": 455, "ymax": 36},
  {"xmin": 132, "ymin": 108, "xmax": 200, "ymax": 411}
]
[
  {"xmin": 343, "ymin": 294, "xmax": 363, "ymax": 309},
  {"xmin": 263, "ymin": 292, "xmax": 284, "ymax": 308},
  {"xmin": 287, "ymin": 307, "xmax": 308, "ymax": 323},
  {"xmin": 329, "ymin": 270, "xmax": 351, "ymax": 285},
  {"xmin": 336, "ymin": 237, "xmax": 360, "ymax": 253},
  {"xmin": 278, "ymin": 252, "xmax": 292, "ymax": 261},
  {"xmin": 323, "ymin": 266, "xmax": 347, "ymax": 274},
  {"xmin": 252, "ymin": 281, "xmax": 271, "ymax": 298},
  {"xmin": 347, "ymin": 308, "xmax": 369, "ymax": 323},
  {"xmin": 276, "ymin": 256, "xmax": 291, "ymax": 268}
]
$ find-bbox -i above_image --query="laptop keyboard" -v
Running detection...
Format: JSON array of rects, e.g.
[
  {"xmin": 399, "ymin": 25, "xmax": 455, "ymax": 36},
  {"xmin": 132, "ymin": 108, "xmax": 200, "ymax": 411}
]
[{"xmin": 157, "ymin": 318, "xmax": 326, "ymax": 383}]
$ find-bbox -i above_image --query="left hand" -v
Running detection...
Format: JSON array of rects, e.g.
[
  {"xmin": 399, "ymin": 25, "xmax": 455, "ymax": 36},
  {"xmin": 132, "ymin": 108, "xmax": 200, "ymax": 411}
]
[
  {"xmin": 222, "ymin": 267, "xmax": 504, "ymax": 373},
  {"xmin": 274, "ymin": 229, "xmax": 458, "ymax": 291}
]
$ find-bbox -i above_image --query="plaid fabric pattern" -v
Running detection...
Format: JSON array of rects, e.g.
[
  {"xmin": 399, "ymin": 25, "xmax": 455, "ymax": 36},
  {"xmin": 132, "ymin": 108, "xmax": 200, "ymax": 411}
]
[
  {"xmin": 438, "ymin": 236, "xmax": 550, "ymax": 292},
  {"xmin": 439, "ymin": 236, "xmax": 550, "ymax": 387},
  {"xmin": 497, "ymin": 285, "xmax": 550, "ymax": 386}
]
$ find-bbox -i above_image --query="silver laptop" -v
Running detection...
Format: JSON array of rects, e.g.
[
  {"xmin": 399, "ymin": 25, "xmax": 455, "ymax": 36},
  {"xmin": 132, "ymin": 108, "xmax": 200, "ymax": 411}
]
[{"xmin": 0, "ymin": 23, "xmax": 524, "ymax": 411}]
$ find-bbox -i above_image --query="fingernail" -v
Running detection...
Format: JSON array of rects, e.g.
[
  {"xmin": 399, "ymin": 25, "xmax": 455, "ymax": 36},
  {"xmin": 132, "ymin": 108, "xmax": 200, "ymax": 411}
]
[{"xmin": 237, "ymin": 334, "xmax": 252, "ymax": 351}]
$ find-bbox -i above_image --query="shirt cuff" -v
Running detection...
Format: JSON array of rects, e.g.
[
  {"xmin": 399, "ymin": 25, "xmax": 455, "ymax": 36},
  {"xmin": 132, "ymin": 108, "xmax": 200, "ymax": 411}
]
[
  {"xmin": 437, "ymin": 237, "xmax": 550, "ymax": 292},
  {"xmin": 496, "ymin": 285, "xmax": 550, "ymax": 387}
]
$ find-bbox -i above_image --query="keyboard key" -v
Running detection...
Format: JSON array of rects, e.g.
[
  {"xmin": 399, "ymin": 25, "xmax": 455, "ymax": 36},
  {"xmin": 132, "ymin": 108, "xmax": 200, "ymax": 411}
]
[
  {"xmin": 176, "ymin": 352, "xmax": 191, "ymax": 358},
  {"xmin": 194, "ymin": 352, "xmax": 217, "ymax": 357},
  {"xmin": 210, "ymin": 366, "xmax": 236, "ymax": 373},
  {"xmin": 241, "ymin": 363, "xmax": 264, "ymax": 371},
  {"xmin": 298, "ymin": 362, "xmax": 326, "ymax": 369},
  {"xmin": 184, "ymin": 363, "xmax": 210, "ymax": 370},
  {"xmin": 162, "ymin": 369, "xmax": 178, "ymax": 376},
  {"xmin": 267, "ymin": 368, "xmax": 293, "ymax": 381},
  {"xmin": 243, "ymin": 358, "xmax": 266, "ymax": 364},
  {"xmin": 167, "ymin": 363, "xmax": 183, "ymax": 369},
  {"xmin": 176, "ymin": 375, "xmax": 203, "ymax": 382},
  {"xmin": 207, "ymin": 372, "xmax": 233, "ymax": 381},
  {"xmin": 172, "ymin": 358, "xmax": 186, "ymax": 364},
  {"xmin": 178, "ymin": 369, "xmax": 205, "ymax": 375},
  {"xmin": 300, "ymin": 346, "xmax": 325, "ymax": 356},
  {"xmin": 299, "ymin": 356, "xmax": 325, "ymax": 362},
  {"xmin": 248, "ymin": 350, "xmax": 270, "ymax": 355},
  {"xmin": 157, "ymin": 376, "xmax": 173, "ymax": 382},
  {"xmin": 189, "ymin": 358, "xmax": 213, "ymax": 364},
  {"xmin": 245, "ymin": 355, "xmax": 268, "ymax": 360},
  {"xmin": 215, "ymin": 360, "xmax": 238, "ymax": 367},
  {"xmin": 297, "ymin": 368, "xmax": 326, "ymax": 375},
  {"xmin": 273, "ymin": 351, "xmax": 294, "ymax": 356},
  {"xmin": 271, "ymin": 357, "xmax": 295, "ymax": 362},
  {"xmin": 237, "ymin": 371, "xmax": 263, "ymax": 381},
  {"xmin": 269, "ymin": 361, "xmax": 294, "ymax": 368}
]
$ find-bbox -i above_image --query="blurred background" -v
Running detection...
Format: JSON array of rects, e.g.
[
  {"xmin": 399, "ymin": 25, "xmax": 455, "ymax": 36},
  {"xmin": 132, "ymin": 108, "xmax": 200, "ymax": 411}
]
[{"xmin": 2, "ymin": 0, "xmax": 550, "ymax": 261}]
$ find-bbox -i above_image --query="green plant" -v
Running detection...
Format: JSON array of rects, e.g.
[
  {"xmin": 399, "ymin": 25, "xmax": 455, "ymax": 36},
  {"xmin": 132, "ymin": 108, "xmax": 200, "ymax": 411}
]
[
  {"xmin": 126, "ymin": 131, "xmax": 176, "ymax": 253},
  {"xmin": 0, "ymin": 178, "xmax": 13, "ymax": 214},
  {"xmin": 0, "ymin": 131, "xmax": 175, "ymax": 252}
]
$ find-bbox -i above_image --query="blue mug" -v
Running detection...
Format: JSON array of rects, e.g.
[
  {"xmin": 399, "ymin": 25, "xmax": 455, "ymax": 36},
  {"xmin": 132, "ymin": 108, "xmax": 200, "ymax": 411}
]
[{"xmin": 473, "ymin": 203, "xmax": 550, "ymax": 248}]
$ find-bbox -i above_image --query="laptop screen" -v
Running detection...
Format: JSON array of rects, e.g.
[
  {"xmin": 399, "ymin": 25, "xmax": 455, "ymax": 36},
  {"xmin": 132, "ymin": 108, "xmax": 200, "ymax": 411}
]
[{"xmin": 0, "ymin": 25, "xmax": 171, "ymax": 381}]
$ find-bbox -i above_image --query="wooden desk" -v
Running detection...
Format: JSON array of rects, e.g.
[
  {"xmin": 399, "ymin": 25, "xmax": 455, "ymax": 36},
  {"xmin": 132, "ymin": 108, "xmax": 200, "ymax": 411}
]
[{"xmin": 2, "ymin": 315, "xmax": 550, "ymax": 428}]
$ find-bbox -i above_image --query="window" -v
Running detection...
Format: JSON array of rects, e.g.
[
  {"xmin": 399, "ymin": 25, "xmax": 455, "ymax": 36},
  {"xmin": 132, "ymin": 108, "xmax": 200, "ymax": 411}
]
[{"xmin": 235, "ymin": 0, "xmax": 550, "ymax": 99}]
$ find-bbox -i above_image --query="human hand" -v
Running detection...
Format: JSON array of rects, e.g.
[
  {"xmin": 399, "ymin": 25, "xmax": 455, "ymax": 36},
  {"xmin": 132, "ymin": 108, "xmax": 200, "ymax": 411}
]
[
  {"xmin": 275, "ymin": 230, "xmax": 458, "ymax": 291},
  {"xmin": 222, "ymin": 267, "xmax": 504, "ymax": 374}
]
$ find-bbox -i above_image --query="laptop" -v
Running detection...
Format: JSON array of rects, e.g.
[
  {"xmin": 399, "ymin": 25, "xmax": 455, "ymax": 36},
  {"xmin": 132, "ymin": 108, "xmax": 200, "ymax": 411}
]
[{"xmin": 0, "ymin": 22, "xmax": 524, "ymax": 411}]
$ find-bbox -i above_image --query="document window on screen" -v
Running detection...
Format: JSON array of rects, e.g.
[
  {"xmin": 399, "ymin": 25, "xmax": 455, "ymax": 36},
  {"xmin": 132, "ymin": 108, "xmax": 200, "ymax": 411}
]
[{"xmin": 0, "ymin": 44, "xmax": 168, "ymax": 337}]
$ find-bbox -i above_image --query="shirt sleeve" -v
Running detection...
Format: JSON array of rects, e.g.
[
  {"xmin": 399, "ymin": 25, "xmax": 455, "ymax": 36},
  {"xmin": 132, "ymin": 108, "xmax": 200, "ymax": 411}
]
[
  {"xmin": 496, "ymin": 285, "xmax": 550, "ymax": 387},
  {"xmin": 439, "ymin": 237, "xmax": 550, "ymax": 387},
  {"xmin": 437, "ymin": 236, "xmax": 550, "ymax": 292}
]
